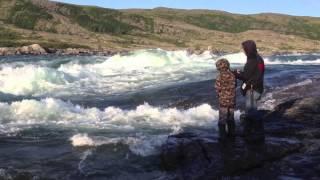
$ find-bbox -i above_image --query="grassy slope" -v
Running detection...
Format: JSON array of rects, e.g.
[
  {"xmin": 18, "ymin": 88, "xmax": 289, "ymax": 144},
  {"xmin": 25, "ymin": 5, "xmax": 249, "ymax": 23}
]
[{"xmin": 0, "ymin": 0, "xmax": 320, "ymax": 53}]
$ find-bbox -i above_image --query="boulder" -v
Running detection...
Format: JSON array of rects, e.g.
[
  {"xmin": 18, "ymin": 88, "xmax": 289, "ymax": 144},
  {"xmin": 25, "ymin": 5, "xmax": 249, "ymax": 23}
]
[
  {"xmin": 17, "ymin": 44, "xmax": 47, "ymax": 55},
  {"xmin": 64, "ymin": 48, "xmax": 79, "ymax": 55},
  {"xmin": 0, "ymin": 47, "xmax": 17, "ymax": 56},
  {"xmin": 186, "ymin": 48, "xmax": 194, "ymax": 55},
  {"xmin": 18, "ymin": 46, "xmax": 31, "ymax": 55},
  {"xmin": 29, "ymin": 44, "xmax": 47, "ymax": 54},
  {"xmin": 161, "ymin": 133, "xmax": 301, "ymax": 179},
  {"xmin": 274, "ymin": 97, "xmax": 320, "ymax": 122},
  {"xmin": 194, "ymin": 49, "xmax": 204, "ymax": 55},
  {"xmin": 0, "ymin": 47, "xmax": 8, "ymax": 56},
  {"xmin": 63, "ymin": 48, "xmax": 91, "ymax": 55},
  {"xmin": 43, "ymin": 47, "xmax": 58, "ymax": 54},
  {"xmin": 161, "ymin": 97, "xmax": 320, "ymax": 179}
]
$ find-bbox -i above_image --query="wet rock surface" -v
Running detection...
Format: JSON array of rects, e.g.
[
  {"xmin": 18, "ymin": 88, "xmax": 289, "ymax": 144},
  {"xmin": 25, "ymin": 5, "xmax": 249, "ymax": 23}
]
[{"xmin": 161, "ymin": 97, "xmax": 320, "ymax": 179}]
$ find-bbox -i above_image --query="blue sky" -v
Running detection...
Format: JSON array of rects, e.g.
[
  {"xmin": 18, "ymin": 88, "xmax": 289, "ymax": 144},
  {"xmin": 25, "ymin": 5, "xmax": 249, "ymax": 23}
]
[{"xmin": 54, "ymin": 0, "xmax": 320, "ymax": 17}]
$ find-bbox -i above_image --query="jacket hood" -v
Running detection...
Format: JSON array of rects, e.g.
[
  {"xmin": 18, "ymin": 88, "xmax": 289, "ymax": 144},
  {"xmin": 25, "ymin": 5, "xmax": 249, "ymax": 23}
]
[
  {"xmin": 242, "ymin": 40, "xmax": 258, "ymax": 58},
  {"xmin": 216, "ymin": 59, "xmax": 230, "ymax": 72}
]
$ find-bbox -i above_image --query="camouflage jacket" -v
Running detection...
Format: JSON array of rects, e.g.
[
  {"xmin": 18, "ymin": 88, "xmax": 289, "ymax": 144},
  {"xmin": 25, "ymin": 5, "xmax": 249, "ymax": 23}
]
[{"xmin": 215, "ymin": 71, "xmax": 236, "ymax": 108}]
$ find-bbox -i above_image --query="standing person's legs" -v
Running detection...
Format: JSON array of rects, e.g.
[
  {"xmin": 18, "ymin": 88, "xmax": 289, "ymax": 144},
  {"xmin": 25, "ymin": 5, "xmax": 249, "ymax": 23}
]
[
  {"xmin": 218, "ymin": 107, "xmax": 228, "ymax": 141},
  {"xmin": 245, "ymin": 90, "xmax": 261, "ymax": 113},
  {"xmin": 226, "ymin": 107, "xmax": 235, "ymax": 137},
  {"xmin": 244, "ymin": 90, "xmax": 265, "ymax": 142}
]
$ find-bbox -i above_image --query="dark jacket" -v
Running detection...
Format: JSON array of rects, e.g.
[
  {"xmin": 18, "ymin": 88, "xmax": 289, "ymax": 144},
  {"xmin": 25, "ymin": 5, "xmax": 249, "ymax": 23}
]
[{"xmin": 235, "ymin": 40, "xmax": 265, "ymax": 94}]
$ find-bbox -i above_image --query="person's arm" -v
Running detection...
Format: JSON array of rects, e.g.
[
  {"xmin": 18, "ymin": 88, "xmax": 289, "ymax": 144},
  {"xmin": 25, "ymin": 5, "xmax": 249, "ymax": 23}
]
[
  {"xmin": 215, "ymin": 75, "xmax": 221, "ymax": 96},
  {"xmin": 239, "ymin": 61, "xmax": 257, "ymax": 84},
  {"xmin": 226, "ymin": 73, "xmax": 236, "ymax": 91},
  {"xmin": 233, "ymin": 69, "xmax": 244, "ymax": 80}
]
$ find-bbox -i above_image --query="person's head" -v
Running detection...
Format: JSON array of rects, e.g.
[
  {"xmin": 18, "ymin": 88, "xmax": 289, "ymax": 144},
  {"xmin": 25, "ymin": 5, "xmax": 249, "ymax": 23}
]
[
  {"xmin": 216, "ymin": 58, "xmax": 230, "ymax": 72},
  {"xmin": 242, "ymin": 40, "xmax": 258, "ymax": 58}
]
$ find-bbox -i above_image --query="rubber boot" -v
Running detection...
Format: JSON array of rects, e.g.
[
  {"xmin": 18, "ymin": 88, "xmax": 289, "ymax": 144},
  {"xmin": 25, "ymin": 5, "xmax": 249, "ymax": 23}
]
[
  {"xmin": 227, "ymin": 119, "xmax": 236, "ymax": 140},
  {"xmin": 218, "ymin": 123, "xmax": 227, "ymax": 142},
  {"xmin": 240, "ymin": 114, "xmax": 250, "ymax": 138}
]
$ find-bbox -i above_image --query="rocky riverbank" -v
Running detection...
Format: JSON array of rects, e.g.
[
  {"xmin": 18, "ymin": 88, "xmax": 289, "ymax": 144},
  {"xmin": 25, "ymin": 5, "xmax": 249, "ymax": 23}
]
[
  {"xmin": 0, "ymin": 44, "xmax": 224, "ymax": 57},
  {"xmin": 1, "ymin": 44, "xmax": 318, "ymax": 57},
  {"xmin": 0, "ymin": 44, "xmax": 47, "ymax": 56},
  {"xmin": 161, "ymin": 97, "xmax": 320, "ymax": 179},
  {"xmin": 0, "ymin": 44, "xmax": 118, "ymax": 56}
]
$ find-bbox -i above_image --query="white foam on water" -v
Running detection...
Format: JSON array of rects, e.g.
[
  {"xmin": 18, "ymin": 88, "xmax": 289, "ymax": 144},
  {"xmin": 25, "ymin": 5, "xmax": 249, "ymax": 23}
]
[
  {"xmin": 71, "ymin": 134, "xmax": 95, "ymax": 147},
  {"xmin": 1, "ymin": 49, "xmax": 319, "ymax": 97},
  {"xmin": 127, "ymin": 135, "xmax": 168, "ymax": 156},
  {"xmin": 220, "ymin": 52, "xmax": 247, "ymax": 64},
  {"xmin": 221, "ymin": 52, "xmax": 320, "ymax": 65},
  {"xmin": 78, "ymin": 149, "xmax": 93, "ymax": 175},
  {"xmin": 0, "ymin": 98, "xmax": 241, "ymax": 134},
  {"xmin": 57, "ymin": 49, "xmax": 219, "ymax": 96},
  {"xmin": 70, "ymin": 133, "xmax": 168, "ymax": 157},
  {"xmin": 0, "ymin": 65, "xmax": 75, "ymax": 96},
  {"xmin": 0, "ymin": 98, "xmax": 241, "ymax": 156},
  {"xmin": 0, "ymin": 49, "xmax": 219, "ymax": 97},
  {"xmin": 265, "ymin": 58, "xmax": 320, "ymax": 65}
]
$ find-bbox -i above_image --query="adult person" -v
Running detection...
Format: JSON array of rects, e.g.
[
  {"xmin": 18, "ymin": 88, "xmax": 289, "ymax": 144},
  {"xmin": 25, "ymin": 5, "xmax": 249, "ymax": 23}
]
[
  {"xmin": 234, "ymin": 40, "xmax": 265, "ymax": 141},
  {"xmin": 234, "ymin": 40, "xmax": 265, "ymax": 112}
]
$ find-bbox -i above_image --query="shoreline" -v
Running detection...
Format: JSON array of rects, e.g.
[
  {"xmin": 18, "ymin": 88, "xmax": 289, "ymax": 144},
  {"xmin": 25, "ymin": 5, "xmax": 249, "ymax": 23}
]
[{"xmin": 0, "ymin": 44, "xmax": 319, "ymax": 57}]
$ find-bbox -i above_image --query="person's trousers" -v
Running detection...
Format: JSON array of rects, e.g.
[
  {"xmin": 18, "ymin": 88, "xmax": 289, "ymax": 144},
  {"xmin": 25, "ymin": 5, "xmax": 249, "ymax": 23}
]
[
  {"xmin": 219, "ymin": 107, "xmax": 235, "ymax": 124},
  {"xmin": 245, "ymin": 90, "xmax": 261, "ymax": 113}
]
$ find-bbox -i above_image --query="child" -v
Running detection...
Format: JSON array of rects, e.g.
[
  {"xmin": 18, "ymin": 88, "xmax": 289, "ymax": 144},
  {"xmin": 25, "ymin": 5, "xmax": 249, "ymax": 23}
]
[{"xmin": 215, "ymin": 59, "xmax": 236, "ymax": 141}]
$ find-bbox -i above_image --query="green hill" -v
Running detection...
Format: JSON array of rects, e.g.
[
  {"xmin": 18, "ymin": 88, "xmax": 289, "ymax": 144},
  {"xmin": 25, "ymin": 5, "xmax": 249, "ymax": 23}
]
[{"xmin": 0, "ymin": 0, "xmax": 320, "ymax": 53}]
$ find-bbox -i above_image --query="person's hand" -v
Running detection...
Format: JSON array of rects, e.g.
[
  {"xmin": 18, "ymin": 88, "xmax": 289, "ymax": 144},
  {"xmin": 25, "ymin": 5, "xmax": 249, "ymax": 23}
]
[{"xmin": 231, "ymin": 69, "xmax": 237, "ymax": 76}]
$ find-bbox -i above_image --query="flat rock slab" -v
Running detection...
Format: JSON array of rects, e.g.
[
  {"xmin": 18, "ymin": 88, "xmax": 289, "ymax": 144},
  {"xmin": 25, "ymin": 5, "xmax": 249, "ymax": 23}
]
[{"xmin": 161, "ymin": 132, "xmax": 302, "ymax": 179}]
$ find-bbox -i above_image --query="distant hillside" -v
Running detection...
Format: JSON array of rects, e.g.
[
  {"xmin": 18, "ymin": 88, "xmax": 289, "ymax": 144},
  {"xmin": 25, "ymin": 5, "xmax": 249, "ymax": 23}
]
[{"xmin": 0, "ymin": 0, "xmax": 320, "ymax": 54}]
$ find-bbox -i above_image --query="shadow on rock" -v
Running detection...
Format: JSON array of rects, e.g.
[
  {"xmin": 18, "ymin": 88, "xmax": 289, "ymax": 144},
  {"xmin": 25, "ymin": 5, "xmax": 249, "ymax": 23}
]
[
  {"xmin": 160, "ymin": 97, "xmax": 320, "ymax": 179},
  {"xmin": 161, "ymin": 132, "xmax": 301, "ymax": 179}
]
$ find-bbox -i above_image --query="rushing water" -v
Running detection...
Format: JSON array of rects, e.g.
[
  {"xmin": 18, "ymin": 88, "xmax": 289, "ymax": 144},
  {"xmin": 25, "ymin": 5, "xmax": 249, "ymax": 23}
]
[{"xmin": 0, "ymin": 49, "xmax": 320, "ymax": 179}]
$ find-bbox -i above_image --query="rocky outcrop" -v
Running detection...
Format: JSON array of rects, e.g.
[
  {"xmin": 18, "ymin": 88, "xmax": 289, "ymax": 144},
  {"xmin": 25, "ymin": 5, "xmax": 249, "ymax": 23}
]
[
  {"xmin": 161, "ymin": 133, "xmax": 302, "ymax": 179},
  {"xmin": 60, "ymin": 48, "xmax": 118, "ymax": 56},
  {"xmin": 17, "ymin": 44, "xmax": 47, "ymax": 55},
  {"xmin": 62, "ymin": 48, "xmax": 90, "ymax": 55},
  {"xmin": 273, "ymin": 97, "xmax": 320, "ymax": 122},
  {"xmin": 0, "ymin": 47, "xmax": 17, "ymax": 56},
  {"xmin": 0, "ymin": 44, "xmax": 119, "ymax": 56},
  {"xmin": 0, "ymin": 44, "xmax": 47, "ymax": 56},
  {"xmin": 160, "ymin": 97, "xmax": 320, "ymax": 179}
]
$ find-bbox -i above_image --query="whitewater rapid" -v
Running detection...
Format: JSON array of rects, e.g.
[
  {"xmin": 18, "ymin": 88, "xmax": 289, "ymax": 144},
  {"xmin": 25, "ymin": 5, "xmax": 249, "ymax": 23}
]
[
  {"xmin": 0, "ymin": 49, "xmax": 218, "ymax": 97},
  {"xmin": 0, "ymin": 97, "xmax": 239, "ymax": 156},
  {"xmin": 1, "ymin": 49, "xmax": 320, "ymax": 156},
  {"xmin": 0, "ymin": 97, "xmax": 242, "ymax": 133},
  {"xmin": 1, "ymin": 49, "xmax": 319, "ymax": 97}
]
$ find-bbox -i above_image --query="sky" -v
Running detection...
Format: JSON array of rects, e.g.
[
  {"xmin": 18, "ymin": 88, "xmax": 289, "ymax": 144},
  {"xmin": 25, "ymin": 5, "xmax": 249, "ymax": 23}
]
[{"xmin": 54, "ymin": 0, "xmax": 320, "ymax": 17}]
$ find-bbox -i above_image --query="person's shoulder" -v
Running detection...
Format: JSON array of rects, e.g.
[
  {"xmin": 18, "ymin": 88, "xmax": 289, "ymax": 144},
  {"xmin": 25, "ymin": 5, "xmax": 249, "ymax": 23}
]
[{"xmin": 257, "ymin": 54, "xmax": 264, "ymax": 62}]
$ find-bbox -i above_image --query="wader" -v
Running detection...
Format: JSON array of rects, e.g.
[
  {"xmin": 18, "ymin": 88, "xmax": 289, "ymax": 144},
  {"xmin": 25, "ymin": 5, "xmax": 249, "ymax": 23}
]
[{"xmin": 241, "ymin": 86, "xmax": 265, "ymax": 143}]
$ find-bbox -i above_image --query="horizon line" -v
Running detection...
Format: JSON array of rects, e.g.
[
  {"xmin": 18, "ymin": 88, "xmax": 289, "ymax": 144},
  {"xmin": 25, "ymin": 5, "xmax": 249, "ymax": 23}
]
[{"xmin": 52, "ymin": 0, "xmax": 320, "ymax": 18}]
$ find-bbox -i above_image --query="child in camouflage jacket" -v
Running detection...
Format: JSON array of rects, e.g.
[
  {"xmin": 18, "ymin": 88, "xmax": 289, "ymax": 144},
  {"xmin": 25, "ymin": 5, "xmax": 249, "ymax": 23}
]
[{"xmin": 215, "ymin": 58, "xmax": 236, "ymax": 141}]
